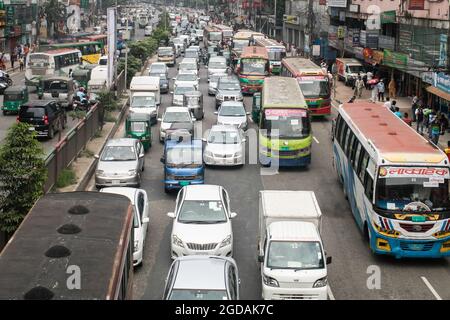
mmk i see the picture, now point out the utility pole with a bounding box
[124,18,128,90]
[307,0,314,58]
[273,0,277,38]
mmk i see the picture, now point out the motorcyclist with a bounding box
[76,87,88,104]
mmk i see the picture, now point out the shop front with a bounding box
[427,73,450,118]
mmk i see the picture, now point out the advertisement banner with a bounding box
[366,31,379,49]
[409,0,425,10]
[439,34,447,67]
[328,0,347,8]
[436,72,450,94]
[378,35,395,50]
[383,49,408,67]
[381,10,396,24]
[107,7,116,90]
[360,30,367,46]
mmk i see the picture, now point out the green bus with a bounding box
[259,77,312,167]
[40,41,105,64]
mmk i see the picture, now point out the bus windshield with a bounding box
[209,32,222,41]
[375,167,450,213]
[233,40,249,51]
[261,109,310,139]
[298,79,330,98]
[241,58,267,75]
[267,50,286,61]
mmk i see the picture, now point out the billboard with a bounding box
[107,7,116,90]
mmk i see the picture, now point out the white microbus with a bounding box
[332,102,450,258]
[25,49,82,86]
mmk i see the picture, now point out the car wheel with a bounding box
[48,126,54,139]
[2,110,7,115]
[164,186,170,193]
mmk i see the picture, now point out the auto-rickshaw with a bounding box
[183,90,204,120]
[125,113,152,151]
[71,68,91,88]
[252,92,261,125]
[1,85,28,115]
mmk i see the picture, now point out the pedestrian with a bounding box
[415,105,424,134]
[388,77,396,99]
[377,79,385,101]
[390,100,397,113]
[354,76,364,98]
[411,95,419,122]
[68,68,73,78]
[366,70,373,90]
[403,112,412,126]
[383,97,391,110]
[422,105,432,134]
[370,83,378,103]
[19,55,24,71]
[428,110,438,139]
[10,52,15,69]
[430,113,441,145]
[394,107,403,118]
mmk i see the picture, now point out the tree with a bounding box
[118,55,142,87]
[0,123,47,234]
[44,0,67,39]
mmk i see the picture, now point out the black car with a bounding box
[215,76,244,109]
[150,72,169,93]
[18,100,67,138]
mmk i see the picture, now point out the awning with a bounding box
[426,85,450,101]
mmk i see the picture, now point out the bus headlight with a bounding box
[433,230,450,239]
[313,276,328,288]
[373,222,400,238]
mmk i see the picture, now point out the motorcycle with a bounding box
[73,95,91,112]
[0,78,10,95]
[0,72,12,86]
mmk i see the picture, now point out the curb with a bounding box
[75,97,129,191]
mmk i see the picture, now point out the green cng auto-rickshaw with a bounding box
[125,113,152,151]
[252,92,261,125]
[2,85,29,115]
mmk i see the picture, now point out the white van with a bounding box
[178,58,198,76]
[98,55,107,66]
[144,25,153,36]
[258,190,332,300]
[130,91,158,124]
[130,76,161,106]
[90,65,108,82]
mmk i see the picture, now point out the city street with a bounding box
[129,54,450,300]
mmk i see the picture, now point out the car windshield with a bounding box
[267,241,324,270]
[101,146,136,161]
[261,109,310,139]
[175,86,195,95]
[178,200,227,223]
[131,96,155,107]
[375,167,450,213]
[219,105,245,116]
[133,207,139,228]
[210,74,225,82]
[4,93,22,100]
[241,58,266,75]
[180,63,197,71]
[218,81,240,91]
[209,61,226,69]
[164,111,191,123]
[209,32,222,41]
[166,146,202,167]
[348,65,364,74]
[208,130,240,144]
[159,48,173,56]
[19,107,45,118]
[177,74,197,81]
[46,81,68,91]
[169,289,228,300]
[298,79,330,98]
[151,65,166,73]
[130,121,147,133]
[185,51,198,58]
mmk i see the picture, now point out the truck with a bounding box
[258,190,332,300]
[130,76,161,107]
[335,58,366,87]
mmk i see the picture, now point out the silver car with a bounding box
[207,56,228,81]
[163,255,240,300]
[172,83,197,106]
[208,73,227,96]
[203,125,246,166]
[215,101,249,131]
[95,138,145,188]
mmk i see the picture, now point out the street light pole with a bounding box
[273,0,277,39]
[124,18,128,90]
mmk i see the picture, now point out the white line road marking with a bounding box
[327,285,335,300]
[421,276,442,300]
[313,136,320,144]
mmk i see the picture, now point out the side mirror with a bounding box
[242,138,247,142]
[246,112,250,115]
[170,91,174,94]
[160,157,165,163]
[167,212,176,219]
[157,118,162,121]
[94,154,99,159]
[139,153,145,158]
[257,255,264,263]
[326,256,332,265]
[213,111,218,115]
[202,138,207,142]
[142,217,149,224]
[230,212,237,219]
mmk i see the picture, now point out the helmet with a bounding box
[79,87,85,92]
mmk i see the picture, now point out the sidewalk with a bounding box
[332,80,450,151]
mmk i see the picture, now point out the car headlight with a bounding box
[262,274,279,287]
[313,276,328,288]
[204,150,213,157]
[216,94,224,100]
[234,151,242,157]
[134,240,139,253]
[219,235,232,248]
[96,170,104,175]
[172,235,185,248]
[128,169,137,176]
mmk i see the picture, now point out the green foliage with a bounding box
[67,110,87,120]
[128,37,158,63]
[56,168,77,188]
[118,55,142,87]
[0,123,47,234]
[97,90,118,113]
[44,0,67,38]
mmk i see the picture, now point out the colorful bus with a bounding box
[255,38,286,75]
[259,77,312,167]
[282,57,331,116]
[232,30,265,54]
[333,102,450,258]
[40,41,105,64]
[237,46,269,93]
[0,192,134,299]
[203,25,222,48]
[25,49,82,86]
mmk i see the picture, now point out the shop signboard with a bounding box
[383,49,408,68]
[421,72,435,85]
[378,35,395,50]
[328,0,347,8]
[381,11,396,24]
[328,25,338,48]
[360,30,367,46]
[399,28,412,48]
[409,0,425,10]
[366,31,379,49]
[439,34,447,67]
[436,72,450,94]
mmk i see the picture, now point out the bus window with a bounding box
[343,127,352,155]
[364,171,374,201]
[358,150,370,182]
[352,141,362,168]
[346,132,356,157]
[338,122,348,147]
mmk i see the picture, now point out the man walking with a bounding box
[388,77,396,99]
[377,79,385,102]
[354,76,364,98]
[430,113,441,145]
[411,95,419,122]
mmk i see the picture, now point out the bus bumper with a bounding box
[241,85,262,94]
[310,105,331,116]
[369,225,450,258]
[260,154,311,167]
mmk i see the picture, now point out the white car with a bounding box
[203,125,246,166]
[159,106,195,142]
[173,70,199,90]
[178,58,198,76]
[215,101,249,131]
[167,185,236,259]
[207,56,228,81]
[171,83,197,106]
[208,73,227,95]
[99,187,149,266]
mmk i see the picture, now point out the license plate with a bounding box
[112,180,120,185]
[281,146,289,151]
[28,127,35,131]
[410,244,424,251]
[180,181,190,186]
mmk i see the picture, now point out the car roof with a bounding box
[22,100,55,107]
[221,101,244,107]
[99,187,138,205]
[177,70,197,75]
[183,184,222,201]
[151,62,167,67]
[209,56,226,62]
[218,76,239,83]
[181,58,197,63]
[105,138,137,147]
[210,124,240,133]
[165,106,190,113]
[173,256,229,290]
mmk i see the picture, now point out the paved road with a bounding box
[111,48,450,300]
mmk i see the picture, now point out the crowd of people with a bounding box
[0,43,33,71]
